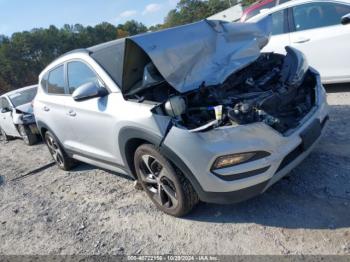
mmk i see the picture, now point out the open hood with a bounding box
[15,102,33,114]
[89,19,271,95]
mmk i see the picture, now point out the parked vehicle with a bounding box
[0,85,40,145]
[34,19,328,217]
[247,0,350,84]
[240,0,292,22]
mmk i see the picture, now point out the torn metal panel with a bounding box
[129,19,271,93]
[89,19,272,95]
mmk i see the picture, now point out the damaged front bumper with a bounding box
[162,77,329,204]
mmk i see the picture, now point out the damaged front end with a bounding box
[139,47,316,134]
[91,19,317,135]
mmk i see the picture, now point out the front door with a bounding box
[64,60,122,165]
[289,1,350,82]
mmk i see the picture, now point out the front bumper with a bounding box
[163,77,329,204]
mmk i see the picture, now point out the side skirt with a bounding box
[66,149,130,177]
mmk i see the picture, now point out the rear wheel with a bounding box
[18,125,38,146]
[44,131,76,171]
[0,127,9,143]
[134,144,199,217]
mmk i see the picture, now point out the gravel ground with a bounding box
[0,86,349,255]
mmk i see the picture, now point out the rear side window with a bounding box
[0,97,10,109]
[292,2,350,31]
[67,61,99,94]
[47,65,66,95]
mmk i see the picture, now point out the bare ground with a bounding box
[0,86,349,255]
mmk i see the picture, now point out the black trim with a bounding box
[321,115,329,128]
[197,181,269,204]
[65,149,128,173]
[283,9,289,34]
[276,144,303,173]
[287,7,296,33]
[276,117,328,173]
[214,166,270,181]
[118,126,164,178]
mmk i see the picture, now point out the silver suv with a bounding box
[34,20,329,216]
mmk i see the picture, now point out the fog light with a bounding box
[212,152,257,169]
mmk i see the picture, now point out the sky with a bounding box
[0,0,180,36]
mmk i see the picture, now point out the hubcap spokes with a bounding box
[46,136,63,166]
[139,155,178,209]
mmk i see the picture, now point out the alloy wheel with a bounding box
[139,154,179,209]
[45,134,64,167]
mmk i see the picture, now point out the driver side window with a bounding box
[67,61,100,94]
[292,2,350,31]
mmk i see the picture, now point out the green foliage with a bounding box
[0,0,247,93]
[163,0,234,28]
[118,20,148,36]
[0,21,147,94]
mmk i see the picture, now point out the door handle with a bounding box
[68,110,76,117]
[293,37,310,44]
[43,106,50,112]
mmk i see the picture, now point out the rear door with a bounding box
[261,9,291,54]
[289,1,350,82]
[37,64,73,146]
[0,97,19,136]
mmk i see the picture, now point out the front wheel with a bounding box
[0,127,9,143]
[18,125,38,146]
[44,131,76,171]
[134,144,199,217]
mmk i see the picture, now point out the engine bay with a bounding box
[128,49,317,134]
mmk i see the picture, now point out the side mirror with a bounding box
[72,82,108,102]
[1,107,11,113]
[341,13,350,25]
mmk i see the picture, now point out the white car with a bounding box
[248,0,350,84]
[0,85,40,145]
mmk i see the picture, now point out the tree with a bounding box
[0,0,246,94]
[118,20,148,36]
[163,0,236,28]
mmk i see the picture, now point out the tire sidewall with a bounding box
[18,125,30,145]
[44,131,72,170]
[134,144,188,217]
[0,127,8,142]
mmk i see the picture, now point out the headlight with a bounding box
[212,151,270,170]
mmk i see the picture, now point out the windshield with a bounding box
[8,87,37,107]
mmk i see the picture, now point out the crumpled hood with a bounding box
[15,103,33,114]
[127,19,271,93]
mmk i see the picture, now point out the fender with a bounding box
[118,126,206,199]
[118,126,163,178]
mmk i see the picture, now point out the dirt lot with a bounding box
[0,86,349,255]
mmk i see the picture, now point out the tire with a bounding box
[44,131,76,171]
[134,144,199,217]
[18,125,38,146]
[0,127,9,143]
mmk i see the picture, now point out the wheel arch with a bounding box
[36,120,50,138]
[118,126,163,179]
[118,126,205,199]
